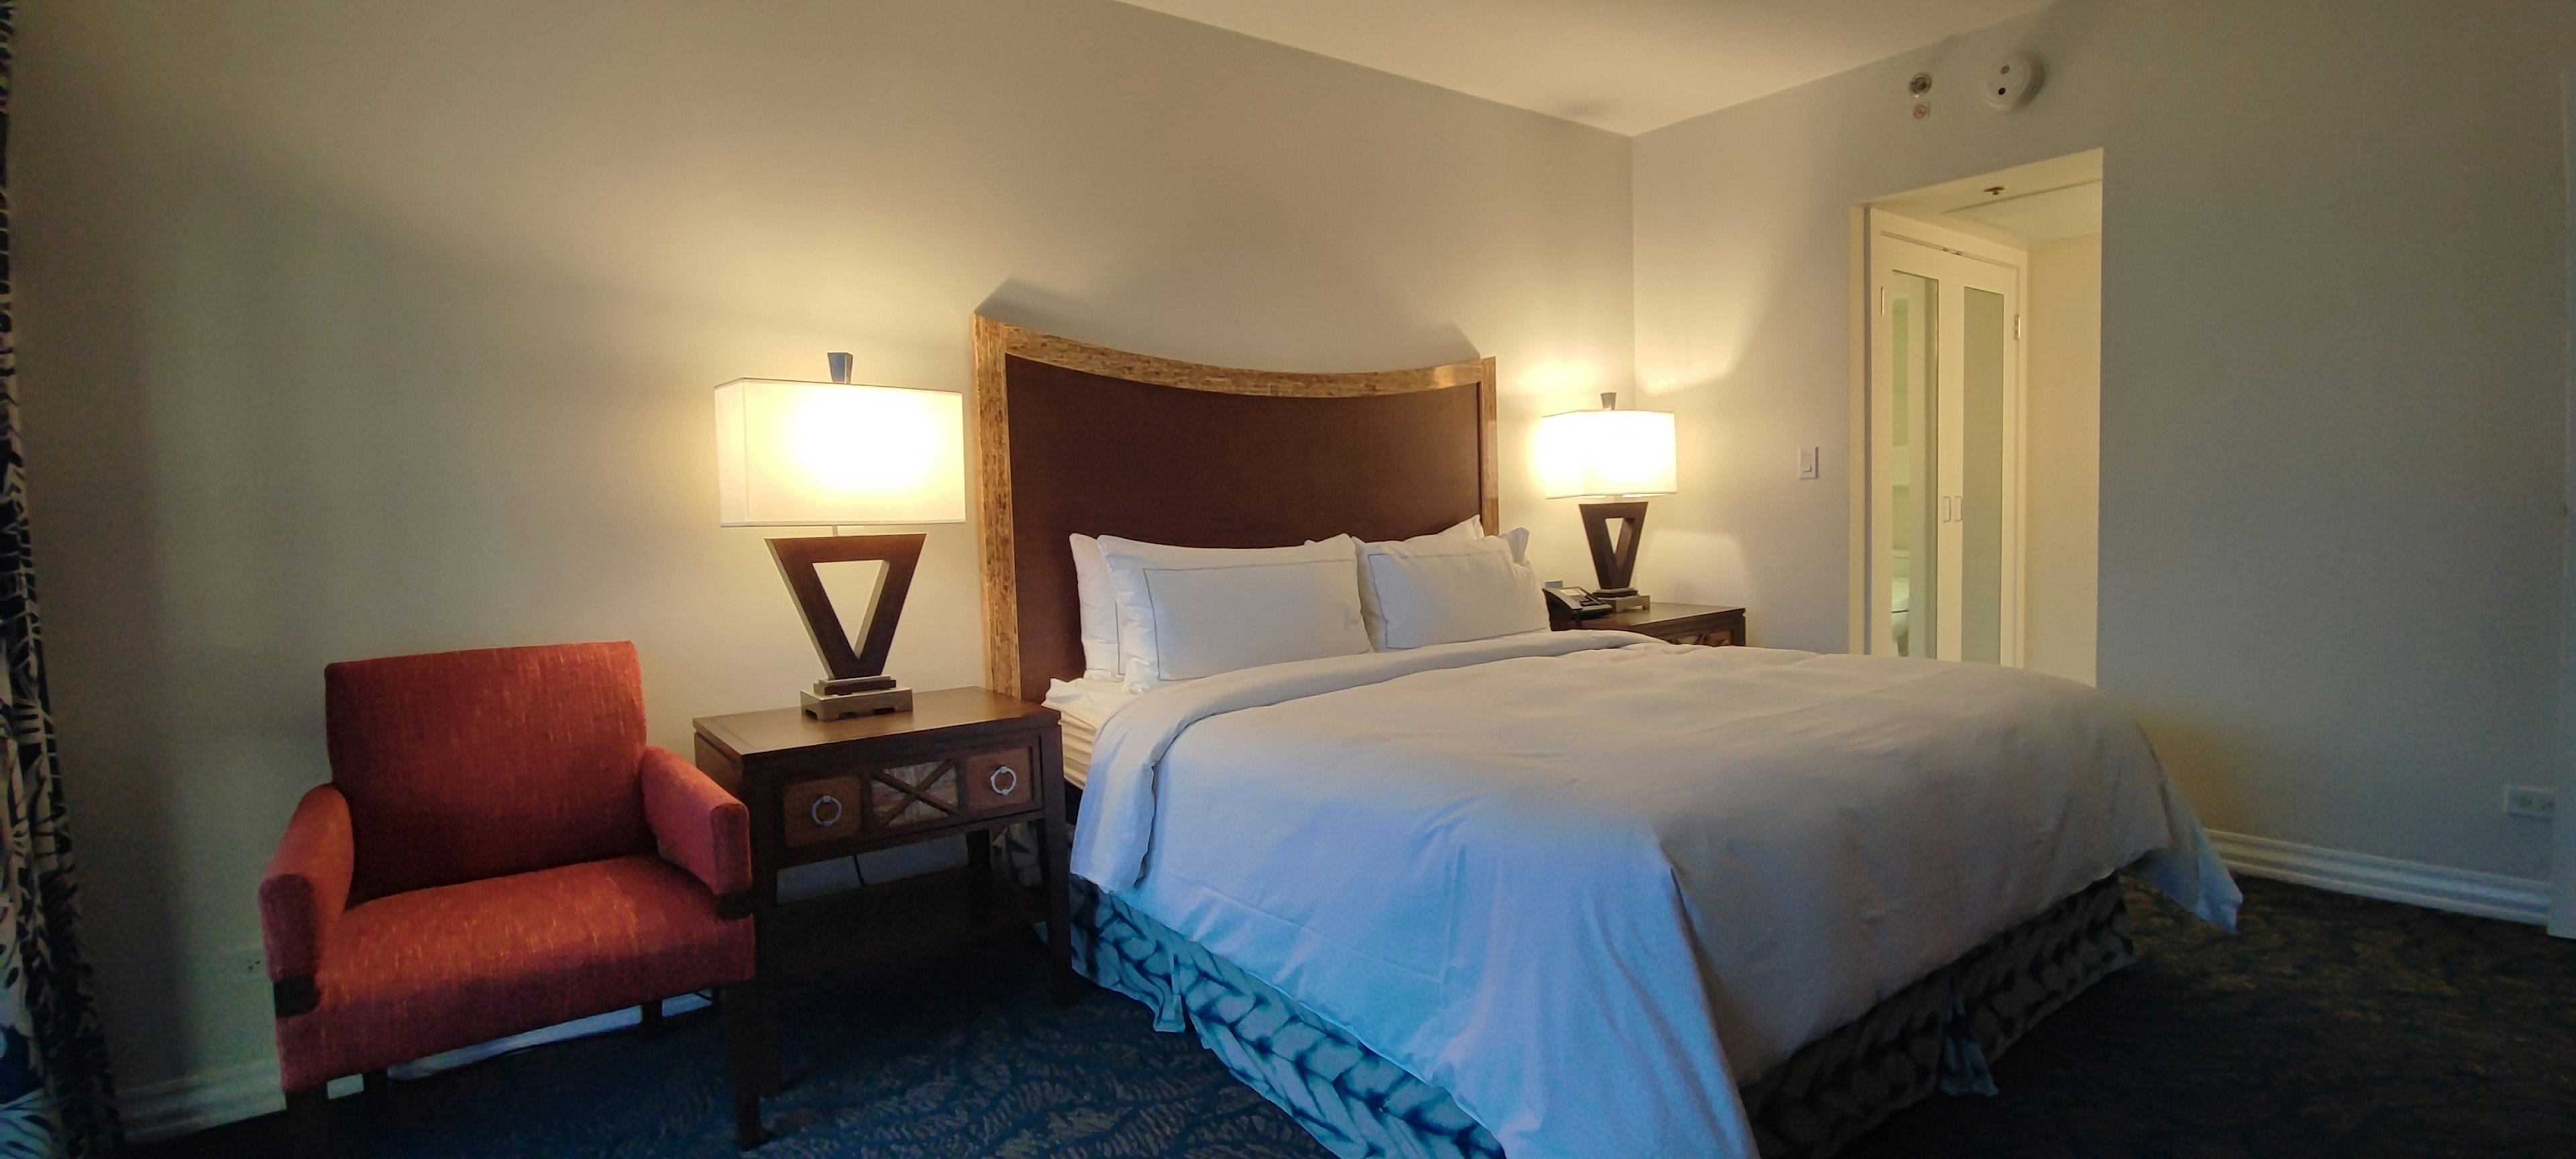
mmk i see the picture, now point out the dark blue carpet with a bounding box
[141,877,2576,1158]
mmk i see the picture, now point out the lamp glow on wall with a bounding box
[715,354,965,718]
[1534,392,1678,610]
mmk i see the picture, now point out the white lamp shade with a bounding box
[1534,406,1678,499]
[714,378,967,526]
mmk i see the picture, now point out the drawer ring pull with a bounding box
[809,794,845,828]
[989,765,1019,797]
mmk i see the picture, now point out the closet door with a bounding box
[1868,258,1941,657]
[1868,214,2025,663]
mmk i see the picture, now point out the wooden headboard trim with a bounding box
[969,315,1499,697]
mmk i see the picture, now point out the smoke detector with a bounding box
[1984,52,2041,111]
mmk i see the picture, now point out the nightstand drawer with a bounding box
[782,775,865,847]
[963,745,1037,812]
[849,744,1042,834]
[865,757,964,830]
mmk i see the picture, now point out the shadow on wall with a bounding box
[20,80,198,1088]
[2124,714,2282,848]
[27,118,870,1090]
[976,279,1483,373]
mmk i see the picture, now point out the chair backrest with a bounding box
[325,641,651,901]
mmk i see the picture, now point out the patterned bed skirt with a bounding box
[1069,874,2135,1159]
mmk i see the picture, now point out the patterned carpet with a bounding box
[143,876,2576,1158]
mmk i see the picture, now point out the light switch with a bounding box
[1797,446,1821,480]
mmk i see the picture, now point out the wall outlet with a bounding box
[2504,785,2556,820]
[229,945,267,982]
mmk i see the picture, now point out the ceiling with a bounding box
[1112,0,2051,135]
[1874,149,2103,244]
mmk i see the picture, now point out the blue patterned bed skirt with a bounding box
[1069,875,2135,1159]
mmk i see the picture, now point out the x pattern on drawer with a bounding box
[870,759,961,826]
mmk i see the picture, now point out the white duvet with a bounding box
[1074,632,2239,1159]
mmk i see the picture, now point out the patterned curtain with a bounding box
[0,5,123,1156]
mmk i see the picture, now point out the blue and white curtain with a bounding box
[0,6,123,1156]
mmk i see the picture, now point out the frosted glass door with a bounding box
[1868,215,2023,664]
[1887,271,1937,657]
[1955,287,2008,663]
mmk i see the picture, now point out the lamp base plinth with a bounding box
[802,683,912,720]
[1601,591,1652,613]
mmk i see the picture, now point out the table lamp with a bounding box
[715,353,965,718]
[1534,391,1678,613]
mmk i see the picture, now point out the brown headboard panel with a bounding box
[971,315,1499,700]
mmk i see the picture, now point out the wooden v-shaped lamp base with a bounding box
[767,533,924,718]
[1579,500,1650,598]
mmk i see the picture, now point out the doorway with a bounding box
[1856,150,2102,675]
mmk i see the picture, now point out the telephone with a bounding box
[1544,584,1614,618]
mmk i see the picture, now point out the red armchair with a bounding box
[260,641,770,1152]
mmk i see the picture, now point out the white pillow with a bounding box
[1422,515,1532,564]
[1070,535,1121,681]
[1339,518,1532,648]
[1360,533,1548,650]
[1096,535,1372,690]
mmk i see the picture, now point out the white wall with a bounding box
[2556,68,2576,940]
[16,0,1633,1103]
[2025,232,2100,685]
[1635,0,2576,881]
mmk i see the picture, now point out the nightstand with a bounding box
[1553,601,1747,646]
[691,688,1078,1062]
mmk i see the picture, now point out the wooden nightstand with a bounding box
[691,687,1078,1043]
[1553,602,1747,646]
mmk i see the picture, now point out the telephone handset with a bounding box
[1545,584,1614,618]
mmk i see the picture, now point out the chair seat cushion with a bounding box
[277,854,754,1089]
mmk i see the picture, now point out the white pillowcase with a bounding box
[1360,531,1548,650]
[1426,515,1533,565]
[1341,517,1535,649]
[1070,535,1121,681]
[1095,535,1373,691]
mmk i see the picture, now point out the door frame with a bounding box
[1858,209,2031,665]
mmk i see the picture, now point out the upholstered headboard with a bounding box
[970,315,1499,700]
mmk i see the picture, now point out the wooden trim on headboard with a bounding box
[970,315,1499,699]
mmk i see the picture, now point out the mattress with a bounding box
[1042,676,1135,789]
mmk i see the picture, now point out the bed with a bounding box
[969,315,2239,1159]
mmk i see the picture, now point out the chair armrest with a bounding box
[642,746,752,912]
[260,785,353,1015]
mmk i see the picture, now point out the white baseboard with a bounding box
[2206,828,2553,925]
[122,1059,282,1144]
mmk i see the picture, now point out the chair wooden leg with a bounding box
[283,1085,331,1159]
[722,983,767,1150]
[639,999,663,1036]
[757,981,782,1095]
